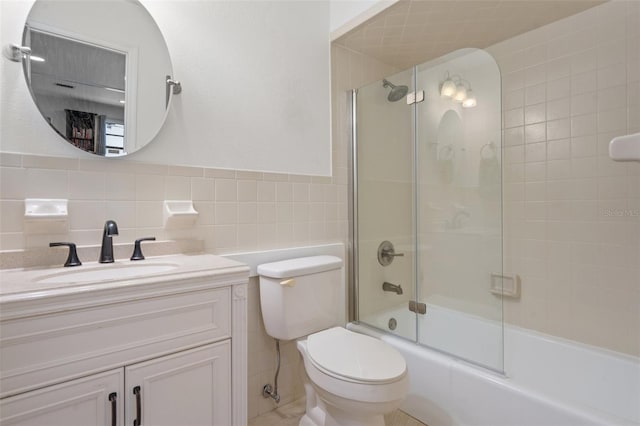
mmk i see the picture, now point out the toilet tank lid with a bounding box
[257,255,343,278]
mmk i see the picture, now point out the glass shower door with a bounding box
[355,68,417,341]
[415,48,504,372]
[352,49,504,372]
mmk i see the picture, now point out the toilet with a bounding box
[257,255,409,426]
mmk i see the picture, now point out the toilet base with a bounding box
[299,392,386,426]
[299,367,392,426]
[300,412,385,426]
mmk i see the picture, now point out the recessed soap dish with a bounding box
[24,199,68,234]
[163,200,199,229]
[490,272,521,299]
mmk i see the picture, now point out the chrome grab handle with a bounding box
[108,392,117,426]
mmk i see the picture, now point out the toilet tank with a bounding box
[257,255,344,341]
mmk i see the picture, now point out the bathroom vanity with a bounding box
[0,254,249,426]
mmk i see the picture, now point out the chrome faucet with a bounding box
[99,220,119,263]
[382,281,403,295]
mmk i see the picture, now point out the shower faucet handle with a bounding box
[377,240,404,266]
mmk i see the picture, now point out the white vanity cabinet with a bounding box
[0,254,249,426]
[1,342,231,426]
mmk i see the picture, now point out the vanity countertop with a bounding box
[0,253,249,305]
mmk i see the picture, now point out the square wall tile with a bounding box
[216,179,238,201]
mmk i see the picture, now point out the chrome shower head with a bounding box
[382,78,408,102]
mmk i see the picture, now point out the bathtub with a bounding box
[349,304,640,426]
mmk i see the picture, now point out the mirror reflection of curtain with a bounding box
[65,109,95,153]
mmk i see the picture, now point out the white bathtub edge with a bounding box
[348,322,639,426]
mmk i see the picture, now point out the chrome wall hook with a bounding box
[165,76,182,107]
[3,44,31,62]
[166,77,182,94]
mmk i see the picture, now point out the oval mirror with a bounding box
[22,0,177,157]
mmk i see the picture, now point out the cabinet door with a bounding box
[125,341,231,426]
[0,369,123,426]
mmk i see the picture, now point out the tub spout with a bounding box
[383,281,403,295]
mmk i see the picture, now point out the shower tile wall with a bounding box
[487,1,639,356]
[334,0,638,357]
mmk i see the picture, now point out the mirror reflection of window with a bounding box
[104,121,126,157]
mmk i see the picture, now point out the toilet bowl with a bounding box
[297,327,408,426]
[257,255,409,426]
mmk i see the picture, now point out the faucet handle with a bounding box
[49,242,82,267]
[130,237,156,261]
[377,240,404,266]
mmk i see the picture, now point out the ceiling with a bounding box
[29,29,126,107]
[334,0,605,69]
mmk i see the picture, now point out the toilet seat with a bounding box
[298,331,409,406]
[306,327,407,384]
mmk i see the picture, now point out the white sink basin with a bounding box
[0,253,249,301]
[36,262,179,285]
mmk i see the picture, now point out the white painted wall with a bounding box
[0,0,332,176]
